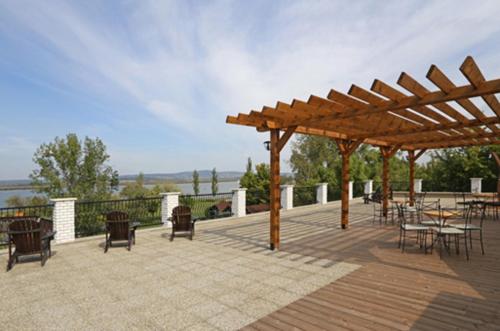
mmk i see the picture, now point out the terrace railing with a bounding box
[179,192,233,221]
[0,204,54,219]
[75,197,162,237]
[293,185,316,207]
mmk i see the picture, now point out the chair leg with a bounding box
[398,228,402,248]
[7,253,15,271]
[424,231,428,254]
[464,234,469,260]
[480,230,485,255]
[402,230,406,252]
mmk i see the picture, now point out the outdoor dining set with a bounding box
[0,205,197,271]
[370,191,498,260]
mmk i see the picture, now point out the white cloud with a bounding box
[0,0,499,176]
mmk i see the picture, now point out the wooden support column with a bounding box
[380,145,400,216]
[408,149,427,206]
[269,126,297,250]
[335,139,362,229]
[492,152,500,198]
[408,151,415,206]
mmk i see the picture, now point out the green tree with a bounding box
[120,173,149,198]
[192,170,200,195]
[421,146,500,192]
[30,133,119,200]
[150,182,181,195]
[211,168,218,195]
[289,135,416,199]
[6,195,49,207]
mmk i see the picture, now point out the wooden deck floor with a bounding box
[227,201,500,331]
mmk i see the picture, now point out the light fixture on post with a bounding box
[263,140,271,151]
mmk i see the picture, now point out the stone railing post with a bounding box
[414,179,423,193]
[316,183,328,204]
[364,180,373,195]
[280,185,294,210]
[232,188,247,217]
[160,192,180,228]
[349,181,354,200]
[470,178,482,193]
[50,198,77,244]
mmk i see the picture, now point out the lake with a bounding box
[0,181,240,208]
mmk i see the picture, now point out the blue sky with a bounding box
[0,0,499,180]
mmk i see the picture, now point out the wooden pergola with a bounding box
[226,56,500,250]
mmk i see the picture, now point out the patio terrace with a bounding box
[1,199,499,330]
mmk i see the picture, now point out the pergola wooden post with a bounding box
[380,146,400,216]
[269,126,296,250]
[227,56,500,250]
[492,152,500,197]
[408,149,427,205]
[335,139,362,229]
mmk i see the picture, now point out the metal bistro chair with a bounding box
[7,217,56,271]
[397,203,430,253]
[170,206,197,241]
[432,206,469,260]
[104,211,135,252]
[449,203,485,255]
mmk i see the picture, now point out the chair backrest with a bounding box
[105,212,130,240]
[172,205,192,231]
[463,203,474,227]
[8,218,41,254]
[396,203,407,227]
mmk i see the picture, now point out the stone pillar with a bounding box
[414,179,423,193]
[160,192,180,228]
[364,180,373,195]
[51,198,77,244]
[316,183,328,204]
[231,188,247,218]
[348,181,354,200]
[280,185,294,210]
[470,178,482,193]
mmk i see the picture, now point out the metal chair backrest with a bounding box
[105,211,130,241]
[463,203,474,228]
[8,218,41,254]
[172,206,192,232]
[396,203,407,227]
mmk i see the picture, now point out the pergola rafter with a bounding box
[226,56,500,250]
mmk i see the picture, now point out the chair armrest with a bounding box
[42,231,56,241]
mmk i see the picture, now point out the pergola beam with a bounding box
[225,56,500,251]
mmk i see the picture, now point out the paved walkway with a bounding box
[0,200,362,331]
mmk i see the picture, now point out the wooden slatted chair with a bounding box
[170,206,196,241]
[7,217,56,271]
[104,211,134,252]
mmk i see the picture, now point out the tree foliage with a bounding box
[30,134,119,200]
[421,146,500,192]
[289,135,422,197]
[192,170,200,195]
[6,195,49,207]
[120,173,180,198]
[211,168,218,195]
[289,135,499,194]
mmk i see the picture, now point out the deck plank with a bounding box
[240,201,500,330]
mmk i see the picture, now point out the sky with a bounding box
[0,0,499,180]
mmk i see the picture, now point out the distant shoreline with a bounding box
[0,177,241,191]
